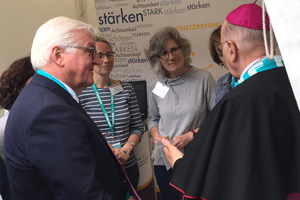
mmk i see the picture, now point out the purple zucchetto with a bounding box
[226,2,270,30]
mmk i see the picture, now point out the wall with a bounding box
[0,0,99,117]
[92,0,248,87]
[0,0,292,119]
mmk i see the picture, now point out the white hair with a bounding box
[31,16,97,69]
[223,22,270,53]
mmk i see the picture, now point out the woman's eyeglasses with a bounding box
[158,46,182,60]
[97,52,115,60]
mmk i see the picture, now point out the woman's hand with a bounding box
[114,148,130,164]
[150,127,165,144]
[173,132,193,149]
[153,134,165,144]
[162,139,183,168]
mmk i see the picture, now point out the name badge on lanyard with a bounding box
[92,79,116,140]
[109,83,123,96]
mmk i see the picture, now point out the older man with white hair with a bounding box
[5,16,139,200]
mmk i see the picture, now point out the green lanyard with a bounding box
[37,69,72,97]
[92,79,115,139]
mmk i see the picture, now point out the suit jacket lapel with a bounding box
[30,74,107,142]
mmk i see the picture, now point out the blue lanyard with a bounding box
[92,79,115,139]
[232,56,284,88]
[37,69,73,98]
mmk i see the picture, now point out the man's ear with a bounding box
[226,40,238,62]
[50,46,64,67]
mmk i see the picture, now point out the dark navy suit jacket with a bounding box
[0,156,11,200]
[4,73,128,200]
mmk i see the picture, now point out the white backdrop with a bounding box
[93,1,255,199]
[93,0,255,85]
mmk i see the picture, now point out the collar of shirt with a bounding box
[61,81,79,103]
[240,56,266,79]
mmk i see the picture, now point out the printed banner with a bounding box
[134,130,156,200]
[93,1,253,199]
[94,0,249,84]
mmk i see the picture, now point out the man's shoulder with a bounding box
[237,67,288,93]
[219,67,293,107]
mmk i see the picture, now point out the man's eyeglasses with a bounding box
[215,40,239,57]
[97,52,115,60]
[215,41,227,57]
[158,46,182,60]
[60,46,97,59]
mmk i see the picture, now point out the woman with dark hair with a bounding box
[209,25,233,105]
[144,26,216,200]
[0,56,35,161]
[0,56,34,200]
